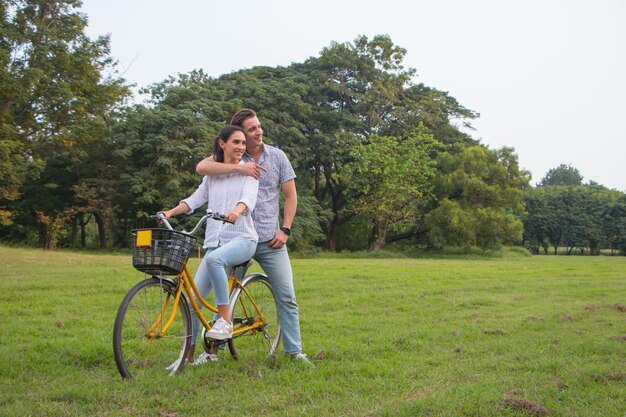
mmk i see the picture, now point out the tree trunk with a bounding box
[369,223,387,251]
[70,216,77,248]
[39,223,51,249]
[325,218,338,251]
[80,214,87,248]
[369,239,385,251]
[120,216,129,248]
[94,212,107,249]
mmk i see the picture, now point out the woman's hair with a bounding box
[230,108,257,128]
[213,125,245,162]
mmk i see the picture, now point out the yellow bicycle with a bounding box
[113,211,280,379]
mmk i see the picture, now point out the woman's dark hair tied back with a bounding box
[213,125,245,163]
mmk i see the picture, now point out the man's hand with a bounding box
[238,162,267,180]
[268,229,289,249]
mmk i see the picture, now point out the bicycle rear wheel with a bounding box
[227,274,281,361]
[113,277,191,379]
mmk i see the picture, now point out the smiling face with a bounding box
[219,130,246,164]
[240,116,263,151]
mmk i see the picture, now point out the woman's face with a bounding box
[219,130,246,162]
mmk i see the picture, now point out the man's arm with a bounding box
[268,179,297,248]
[281,179,297,229]
[196,156,266,179]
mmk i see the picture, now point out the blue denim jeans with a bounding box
[254,242,303,355]
[190,239,256,346]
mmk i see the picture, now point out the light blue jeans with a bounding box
[254,242,302,355]
[190,239,256,346]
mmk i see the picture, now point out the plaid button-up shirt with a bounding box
[244,144,296,242]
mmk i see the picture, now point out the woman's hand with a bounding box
[160,210,174,219]
[224,210,240,224]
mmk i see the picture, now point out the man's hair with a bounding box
[213,125,245,162]
[230,108,257,127]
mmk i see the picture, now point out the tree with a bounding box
[424,145,529,249]
[522,187,551,254]
[539,164,583,186]
[345,127,440,250]
[294,35,413,250]
[601,197,626,255]
[0,0,129,246]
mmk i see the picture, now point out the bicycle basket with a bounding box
[131,229,197,275]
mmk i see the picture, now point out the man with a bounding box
[196,109,311,365]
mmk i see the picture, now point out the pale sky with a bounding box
[82,0,626,191]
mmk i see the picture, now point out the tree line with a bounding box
[2,1,625,255]
[523,165,626,255]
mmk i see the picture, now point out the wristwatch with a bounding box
[280,226,291,236]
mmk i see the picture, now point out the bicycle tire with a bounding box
[227,274,281,361]
[113,277,192,379]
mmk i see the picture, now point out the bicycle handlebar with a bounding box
[149,210,234,235]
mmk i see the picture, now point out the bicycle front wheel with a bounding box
[113,277,191,379]
[227,274,281,361]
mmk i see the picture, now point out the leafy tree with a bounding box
[294,35,411,250]
[522,187,551,254]
[424,146,529,249]
[540,164,583,186]
[601,196,626,254]
[0,0,128,245]
[344,128,439,250]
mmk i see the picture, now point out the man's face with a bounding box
[241,116,263,148]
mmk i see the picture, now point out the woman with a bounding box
[162,125,258,366]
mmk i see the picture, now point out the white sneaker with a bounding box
[205,317,233,340]
[190,352,218,365]
[291,353,314,367]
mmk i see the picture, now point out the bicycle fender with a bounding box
[238,272,269,287]
[150,275,178,289]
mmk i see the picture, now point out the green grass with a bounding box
[0,246,624,416]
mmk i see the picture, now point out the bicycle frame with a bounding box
[141,211,271,340]
[147,254,269,340]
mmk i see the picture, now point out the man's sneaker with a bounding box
[291,353,314,367]
[190,352,218,365]
[205,317,233,340]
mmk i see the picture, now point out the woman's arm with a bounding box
[224,202,249,223]
[161,177,208,218]
[161,202,191,219]
[225,176,259,223]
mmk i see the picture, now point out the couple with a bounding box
[162,109,310,366]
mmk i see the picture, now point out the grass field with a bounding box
[0,246,624,416]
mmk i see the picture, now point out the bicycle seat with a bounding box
[231,259,253,279]
[234,259,253,269]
